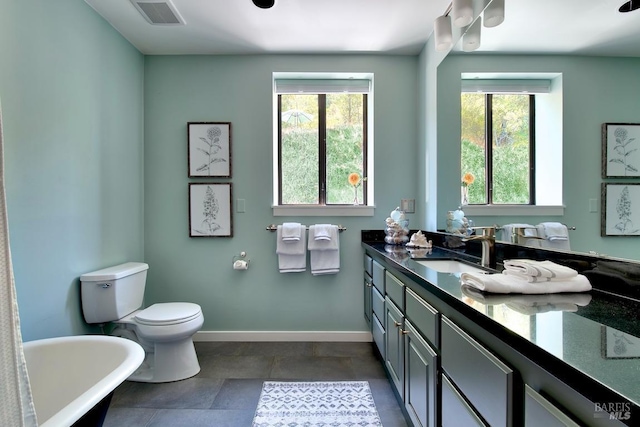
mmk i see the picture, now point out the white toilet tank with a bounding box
[80,262,149,324]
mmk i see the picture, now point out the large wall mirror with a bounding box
[435,0,640,262]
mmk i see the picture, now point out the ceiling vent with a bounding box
[130,0,185,25]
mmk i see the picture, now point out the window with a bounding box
[273,74,373,215]
[461,92,535,204]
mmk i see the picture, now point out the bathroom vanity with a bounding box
[362,230,640,427]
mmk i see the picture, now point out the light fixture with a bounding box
[434,15,453,52]
[252,0,276,9]
[452,0,474,27]
[462,17,482,52]
[484,0,505,28]
[619,1,640,12]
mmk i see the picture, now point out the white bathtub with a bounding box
[23,335,144,427]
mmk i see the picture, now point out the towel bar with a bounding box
[266,224,346,232]
[494,224,576,231]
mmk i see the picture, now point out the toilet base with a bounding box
[128,337,200,383]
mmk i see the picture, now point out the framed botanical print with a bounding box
[601,183,640,236]
[189,183,232,237]
[602,123,640,178]
[188,122,232,178]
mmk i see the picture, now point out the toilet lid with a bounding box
[135,302,202,326]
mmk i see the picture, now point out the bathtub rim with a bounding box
[23,334,144,427]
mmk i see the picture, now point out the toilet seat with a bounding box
[135,302,202,326]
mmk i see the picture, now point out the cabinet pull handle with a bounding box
[401,329,410,335]
[394,321,402,327]
[366,283,373,287]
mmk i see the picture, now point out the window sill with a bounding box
[273,205,375,217]
[462,205,565,216]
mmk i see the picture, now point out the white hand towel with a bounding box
[500,223,540,247]
[503,260,578,282]
[308,225,339,275]
[460,271,592,294]
[313,223,332,241]
[282,222,302,241]
[536,222,571,250]
[276,225,306,273]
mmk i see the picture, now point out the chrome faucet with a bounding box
[463,226,496,269]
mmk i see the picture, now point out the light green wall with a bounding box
[0,0,145,340]
[435,54,640,259]
[143,55,418,332]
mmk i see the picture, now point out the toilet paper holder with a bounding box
[232,251,250,270]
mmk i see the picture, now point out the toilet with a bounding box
[80,262,204,383]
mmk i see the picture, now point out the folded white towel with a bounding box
[461,285,593,314]
[461,271,591,294]
[503,260,578,283]
[539,222,568,240]
[276,225,307,273]
[308,225,339,275]
[308,225,339,250]
[276,225,306,255]
[282,222,302,241]
[313,224,332,241]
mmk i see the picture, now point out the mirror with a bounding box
[436,0,640,262]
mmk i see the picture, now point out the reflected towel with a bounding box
[461,271,592,294]
[282,222,302,241]
[536,222,571,250]
[503,259,578,283]
[461,285,592,314]
[499,223,540,247]
[308,225,339,275]
[313,224,332,241]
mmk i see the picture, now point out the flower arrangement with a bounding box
[461,172,474,205]
[348,172,363,205]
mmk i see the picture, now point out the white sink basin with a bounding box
[415,260,486,274]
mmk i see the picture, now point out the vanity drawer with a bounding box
[372,286,385,325]
[441,373,487,426]
[385,271,405,311]
[372,260,385,294]
[441,316,514,427]
[372,313,385,359]
[524,385,580,427]
[405,287,439,349]
[364,254,373,277]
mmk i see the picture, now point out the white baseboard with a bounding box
[194,330,373,342]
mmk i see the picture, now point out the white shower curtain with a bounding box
[0,100,38,426]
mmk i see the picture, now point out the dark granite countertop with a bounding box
[362,236,640,421]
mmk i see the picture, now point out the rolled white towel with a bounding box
[503,260,577,282]
[461,271,592,294]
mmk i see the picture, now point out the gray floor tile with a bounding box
[270,356,356,380]
[110,377,224,409]
[197,355,274,379]
[103,407,158,427]
[148,409,255,427]
[367,379,402,410]
[194,341,247,357]
[352,356,388,380]
[314,341,376,357]
[210,379,266,410]
[241,341,313,356]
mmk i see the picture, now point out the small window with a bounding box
[461,92,535,205]
[273,74,373,212]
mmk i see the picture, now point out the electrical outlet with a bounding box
[401,199,415,213]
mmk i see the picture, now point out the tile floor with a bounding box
[103,341,409,427]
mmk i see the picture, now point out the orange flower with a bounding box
[348,172,361,187]
[462,172,475,187]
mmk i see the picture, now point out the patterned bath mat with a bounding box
[252,381,383,427]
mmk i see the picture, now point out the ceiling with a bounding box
[84,0,640,57]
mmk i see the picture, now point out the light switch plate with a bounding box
[589,198,598,213]
[401,199,415,213]
[237,199,246,213]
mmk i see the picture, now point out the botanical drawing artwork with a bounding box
[614,186,639,235]
[189,183,232,237]
[604,184,640,236]
[607,125,639,177]
[196,126,226,174]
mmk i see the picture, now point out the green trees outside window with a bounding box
[461,93,534,205]
[279,93,366,205]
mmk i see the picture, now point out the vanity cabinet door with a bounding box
[524,386,580,427]
[404,319,438,427]
[364,276,373,328]
[441,374,487,427]
[385,296,404,398]
[405,287,439,349]
[441,316,514,427]
[385,271,405,311]
[372,314,385,359]
[364,254,373,277]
